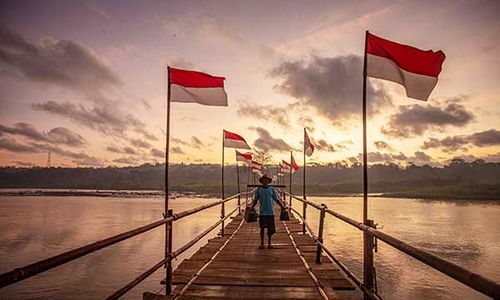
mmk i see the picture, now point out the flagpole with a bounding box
[303,128,306,200]
[362,29,374,298]
[164,66,172,295]
[289,151,292,208]
[221,130,225,236]
[235,152,241,215]
[303,128,307,234]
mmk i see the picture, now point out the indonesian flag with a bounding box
[252,167,262,176]
[291,154,299,173]
[224,130,251,149]
[236,150,252,164]
[169,67,228,106]
[251,160,262,170]
[304,129,315,157]
[366,32,446,101]
[281,160,291,172]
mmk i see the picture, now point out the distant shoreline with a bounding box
[0,189,211,199]
[0,189,498,201]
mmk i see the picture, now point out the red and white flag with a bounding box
[366,32,446,101]
[281,160,291,172]
[169,67,228,106]
[252,167,262,176]
[291,154,299,173]
[236,150,252,164]
[304,129,315,157]
[224,130,251,149]
[251,160,262,170]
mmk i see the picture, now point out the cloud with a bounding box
[171,136,206,149]
[237,103,290,128]
[469,129,500,146]
[72,156,103,167]
[0,138,35,152]
[169,57,194,69]
[83,0,112,20]
[0,122,86,147]
[112,157,139,165]
[315,139,335,152]
[171,146,185,155]
[197,17,243,44]
[382,100,475,138]
[411,151,434,165]
[348,150,434,166]
[12,161,35,167]
[129,138,152,149]
[422,129,500,152]
[270,55,391,122]
[151,148,165,158]
[0,137,102,166]
[0,24,120,95]
[172,137,189,146]
[190,136,204,149]
[32,101,155,140]
[106,145,138,155]
[46,127,87,147]
[251,127,292,151]
[374,141,394,152]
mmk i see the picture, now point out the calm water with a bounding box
[0,195,498,300]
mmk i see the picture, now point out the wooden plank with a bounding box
[152,210,356,299]
[181,285,323,299]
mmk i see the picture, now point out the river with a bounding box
[0,195,498,299]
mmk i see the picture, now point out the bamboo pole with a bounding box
[221,130,225,236]
[236,152,241,215]
[164,66,172,295]
[362,30,374,298]
[289,151,292,208]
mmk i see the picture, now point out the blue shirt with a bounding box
[254,186,279,216]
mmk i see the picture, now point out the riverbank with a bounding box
[0,189,211,199]
[1,185,499,200]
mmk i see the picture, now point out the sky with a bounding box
[0,0,499,168]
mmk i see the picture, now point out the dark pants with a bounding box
[259,215,276,236]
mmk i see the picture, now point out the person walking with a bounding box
[251,174,286,249]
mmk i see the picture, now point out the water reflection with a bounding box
[0,196,498,299]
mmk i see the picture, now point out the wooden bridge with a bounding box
[145,212,355,299]
[1,190,499,299]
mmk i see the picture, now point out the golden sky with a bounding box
[0,0,499,167]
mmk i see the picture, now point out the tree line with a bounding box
[1,158,499,199]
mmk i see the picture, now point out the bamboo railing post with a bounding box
[302,200,307,234]
[165,209,173,295]
[364,219,375,298]
[316,204,327,264]
[221,202,225,237]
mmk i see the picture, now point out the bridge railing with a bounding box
[282,191,500,299]
[0,190,254,299]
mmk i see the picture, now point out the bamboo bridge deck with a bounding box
[144,213,357,299]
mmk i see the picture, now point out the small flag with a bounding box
[304,129,315,157]
[251,160,262,170]
[366,32,445,101]
[169,67,228,106]
[236,150,252,164]
[281,160,291,172]
[224,130,251,149]
[252,167,262,176]
[291,153,299,172]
